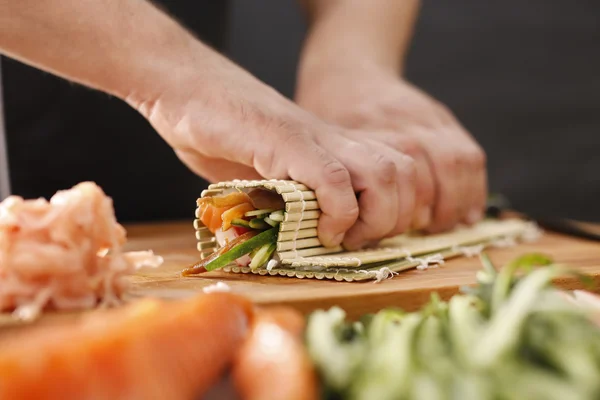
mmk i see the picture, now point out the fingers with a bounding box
[413,131,464,233]
[343,131,418,238]
[271,133,359,248]
[341,150,399,250]
[462,140,488,224]
[320,136,413,250]
[384,153,416,237]
[437,109,488,226]
[370,132,435,231]
[410,155,435,230]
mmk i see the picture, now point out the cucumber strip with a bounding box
[204,227,278,271]
[244,208,275,217]
[249,247,260,259]
[264,217,279,227]
[269,210,285,222]
[231,219,251,228]
[249,242,277,270]
[249,218,270,230]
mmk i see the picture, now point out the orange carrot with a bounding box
[0,293,254,400]
[232,307,319,400]
[197,192,252,208]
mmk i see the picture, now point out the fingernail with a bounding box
[467,209,483,225]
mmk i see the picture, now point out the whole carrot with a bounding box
[0,293,254,400]
[232,306,319,400]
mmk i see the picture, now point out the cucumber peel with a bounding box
[204,227,278,271]
[249,218,270,230]
[249,242,277,270]
[231,219,251,229]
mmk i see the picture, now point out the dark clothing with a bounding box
[405,0,600,222]
[1,1,229,222]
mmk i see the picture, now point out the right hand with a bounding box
[125,48,417,250]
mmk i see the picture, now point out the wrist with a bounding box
[118,31,206,112]
[296,57,397,106]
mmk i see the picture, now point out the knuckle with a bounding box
[398,136,422,156]
[372,154,397,184]
[322,159,352,187]
[398,155,417,182]
[383,134,418,155]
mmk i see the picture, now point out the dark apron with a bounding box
[1,1,229,222]
[405,0,600,222]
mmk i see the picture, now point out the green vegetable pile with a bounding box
[306,253,600,400]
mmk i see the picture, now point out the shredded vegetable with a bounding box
[306,253,600,400]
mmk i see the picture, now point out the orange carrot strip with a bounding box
[221,203,255,232]
[197,192,252,208]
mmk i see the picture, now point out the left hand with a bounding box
[296,65,488,233]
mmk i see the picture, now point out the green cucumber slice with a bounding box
[249,242,277,270]
[264,217,279,227]
[249,247,260,259]
[204,227,278,271]
[245,208,275,217]
[231,219,251,229]
[269,210,285,222]
[249,218,270,230]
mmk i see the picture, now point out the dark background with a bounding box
[227,0,305,99]
[2,0,598,222]
[227,0,600,222]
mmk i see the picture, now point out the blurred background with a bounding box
[227,0,600,223]
[2,0,598,223]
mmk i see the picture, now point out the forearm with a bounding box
[0,0,205,105]
[298,0,420,77]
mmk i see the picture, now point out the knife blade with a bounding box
[485,194,600,242]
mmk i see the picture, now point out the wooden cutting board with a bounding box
[124,220,600,319]
[2,219,600,329]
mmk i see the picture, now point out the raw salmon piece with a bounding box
[200,204,214,230]
[0,292,254,400]
[232,307,318,400]
[200,205,233,234]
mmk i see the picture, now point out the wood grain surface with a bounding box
[2,218,600,329]
[124,220,600,319]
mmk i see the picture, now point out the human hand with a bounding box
[125,47,417,250]
[296,65,488,233]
